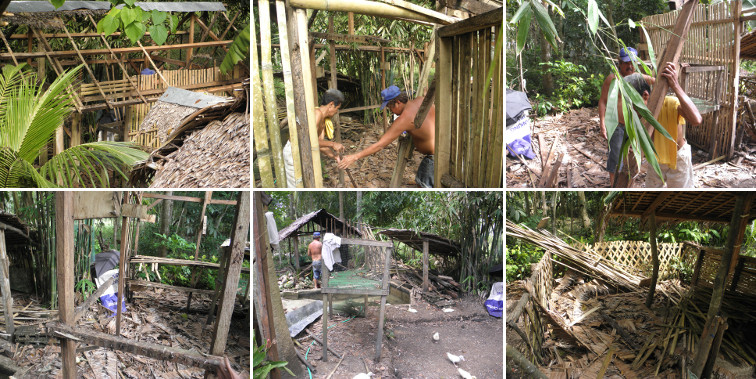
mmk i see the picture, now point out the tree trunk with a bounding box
[645,212,659,308]
[539,1,554,96]
[356,191,362,225]
[577,191,590,229]
[540,191,548,217]
[551,192,559,235]
[158,191,173,257]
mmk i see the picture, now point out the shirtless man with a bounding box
[314,89,346,161]
[337,85,436,187]
[308,232,323,288]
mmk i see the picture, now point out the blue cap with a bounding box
[619,47,638,63]
[313,232,321,238]
[141,68,155,75]
[380,85,401,110]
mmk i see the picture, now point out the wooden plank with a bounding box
[341,104,382,113]
[73,191,119,220]
[0,231,13,337]
[115,193,131,336]
[121,204,156,223]
[130,256,250,273]
[260,0,287,188]
[296,8,323,187]
[55,192,76,379]
[48,323,224,370]
[320,288,389,296]
[276,0,303,187]
[435,36,453,187]
[209,192,250,358]
[128,279,216,295]
[311,32,389,44]
[422,240,429,292]
[389,137,414,187]
[376,247,392,361]
[290,0,448,24]
[437,7,502,38]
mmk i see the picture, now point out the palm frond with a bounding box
[39,142,148,187]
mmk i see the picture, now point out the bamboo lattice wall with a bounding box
[688,243,756,297]
[641,1,740,158]
[582,241,683,280]
[436,23,503,187]
[128,67,232,148]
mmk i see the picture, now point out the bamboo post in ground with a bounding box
[422,239,429,292]
[727,0,742,160]
[0,230,13,337]
[381,46,387,132]
[296,8,323,187]
[259,0,287,187]
[251,10,275,188]
[276,0,304,187]
[115,193,131,336]
[186,192,211,311]
[645,212,659,308]
[328,15,345,187]
[55,192,76,379]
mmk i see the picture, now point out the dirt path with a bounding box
[506,107,756,188]
[322,116,424,188]
[296,295,502,378]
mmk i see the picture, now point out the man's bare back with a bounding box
[399,97,435,155]
[308,240,322,261]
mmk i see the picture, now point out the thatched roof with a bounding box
[610,191,756,224]
[378,228,460,257]
[278,209,362,240]
[0,210,30,247]
[742,29,756,61]
[147,111,249,188]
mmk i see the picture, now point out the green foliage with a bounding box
[532,60,604,115]
[75,279,96,300]
[0,64,147,187]
[154,233,197,256]
[670,255,693,283]
[96,1,177,44]
[506,244,543,282]
[253,334,295,379]
[220,24,250,75]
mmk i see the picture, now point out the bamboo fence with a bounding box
[581,241,684,281]
[436,23,502,187]
[641,0,741,159]
[127,67,234,148]
[686,242,756,297]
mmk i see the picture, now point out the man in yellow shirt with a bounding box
[621,62,702,187]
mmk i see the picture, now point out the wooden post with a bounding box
[348,12,354,35]
[186,191,211,311]
[0,230,13,337]
[329,15,345,187]
[375,246,392,361]
[701,317,728,379]
[645,212,659,308]
[55,192,76,379]
[71,113,81,147]
[296,8,323,187]
[321,258,330,362]
[259,0,287,187]
[115,192,131,336]
[276,0,304,187]
[692,315,725,377]
[186,15,195,66]
[422,239,429,292]
[209,192,250,359]
[727,0,742,160]
[251,10,275,188]
[381,46,387,132]
[435,35,453,187]
[691,247,705,286]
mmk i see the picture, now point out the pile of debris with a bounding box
[391,262,460,308]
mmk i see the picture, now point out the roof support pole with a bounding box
[692,193,754,376]
[727,0,742,159]
[115,192,131,336]
[0,230,13,337]
[644,212,659,307]
[422,239,429,292]
[55,192,76,379]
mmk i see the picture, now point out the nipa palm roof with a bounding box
[378,228,460,257]
[277,209,362,240]
[610,191,756,223]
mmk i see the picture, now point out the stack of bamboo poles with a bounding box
[506,221,644,292]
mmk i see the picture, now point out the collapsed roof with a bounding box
[278,209,362,240]
[378,228,460,257]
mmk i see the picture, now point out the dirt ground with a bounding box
[506,107,756,188]
[322,115,424,188]
[294,295,503,378]
[9,288,250,378]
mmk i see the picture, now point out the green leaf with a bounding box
[122,0,136,6]
[640,23,658,74]
[120,7,137,26]
[605,78,619,140]
[220,24,250,74]
[509,1,532,24]
[531,0,559,51]
[125,22,146,43]
[151,10,167,25]
[587,0,599,36]
[169,14,179,33]
[97,12,120,36]
[50,0,66,9]
[516,8,533,55]
[148,24,168,45]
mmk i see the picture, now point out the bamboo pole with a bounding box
[276,0,304,187]
[727,0,742,160]
[290,0,449,24]
[328,15,345,187]
[260,0,287,187]
[296,8,324,187]
[251,7,275,187]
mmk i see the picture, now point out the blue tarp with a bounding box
[484,282,503,318]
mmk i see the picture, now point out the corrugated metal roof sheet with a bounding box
[6,1,225,13]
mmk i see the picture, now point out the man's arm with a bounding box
[337,116,410,169]
[598,74,616,140]
[314,108,345,157]
[662,63,702,126]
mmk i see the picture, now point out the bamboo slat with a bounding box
[276,0,303,188]
[251,7,275,188]
[259,0,286,188]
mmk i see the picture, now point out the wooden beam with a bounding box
[377,0,460,24]
[422,239,429,292]
[0,231,13,337]
[642,192,672,220]
[0,40,231,60]
[340,238,393,247]
[128,279,216,295]
[209,192,249,358]
[130,256,250,273]
[320,288,389,296]
[47,322,224,370]
[290,0,452,24]
[437,7,502,37]
[644,0,698,131]
[311,32,389,44]
[414,76,436,129]
[55,192,76,379]
[115,193,131,336]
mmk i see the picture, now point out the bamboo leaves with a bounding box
[509,1,561,54]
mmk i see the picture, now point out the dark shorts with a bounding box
[312,260,322,280]
[416,155,434,188]
[606,124,627,173]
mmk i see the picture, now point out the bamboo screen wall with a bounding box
[436,22,503,188]
[127,67,233,148]
[641,1,740,158]
[581,241,684,280]
[687,244,756,297]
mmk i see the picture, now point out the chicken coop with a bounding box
[320,237,392,361]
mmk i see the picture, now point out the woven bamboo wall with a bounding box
[691,245,756,296]
[641,1,738,158]
[582,241,683,280]
[438,25,503,187]
[127,67,230,148]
